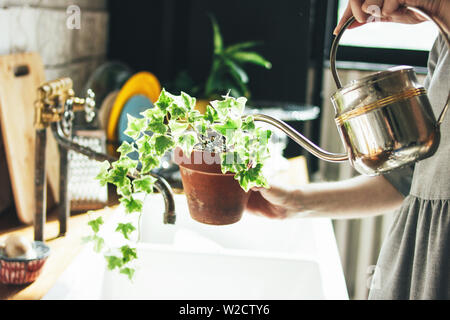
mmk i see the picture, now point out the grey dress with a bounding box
[369,34,450,300]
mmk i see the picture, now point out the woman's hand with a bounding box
[246,185,305,219]
[246,175,405,220]
[334,0,450,35]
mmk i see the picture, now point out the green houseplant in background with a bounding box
[171,14,272,113]
[85,89,272,279]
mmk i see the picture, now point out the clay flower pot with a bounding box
[174,148,250,225]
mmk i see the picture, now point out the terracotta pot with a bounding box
[174,148,250,225]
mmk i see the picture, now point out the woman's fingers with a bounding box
[333,0,427,35]
[334,0,382,35]
[334,2,357,35]
[246,190,283,219]
[362,0,385,15]
[351,0,370,23]
[380,0,400,16]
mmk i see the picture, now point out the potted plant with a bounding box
[170,15,272,113]
[86,89,272,278]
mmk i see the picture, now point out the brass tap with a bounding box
[34,77,96,129]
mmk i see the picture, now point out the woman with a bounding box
[247,0,450,299]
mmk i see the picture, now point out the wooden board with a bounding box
[0,128,13,213]
[0,52,60,224]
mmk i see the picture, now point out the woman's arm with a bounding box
[247,175,404,220]
[334,0,450,35]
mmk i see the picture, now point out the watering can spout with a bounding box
[252,114,349,163]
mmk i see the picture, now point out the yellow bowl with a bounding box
[106,72,161,154]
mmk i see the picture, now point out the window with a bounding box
[335,0,440,67]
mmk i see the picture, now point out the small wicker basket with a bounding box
[0,241,50,285]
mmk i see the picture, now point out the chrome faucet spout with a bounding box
[251,114,348,163]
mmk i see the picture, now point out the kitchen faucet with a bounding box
[33,78,176,241]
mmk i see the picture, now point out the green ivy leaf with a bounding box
[120,267,135,280]
[105,255,123,270]
[168,102,188,120]
[132,176,157,194]
[155,88,174,112]
[140,154,160,174]
[106,166,129,189]
[210,98,232,120]
[119,196,143,214]
[117,177,132,197]
[88,217,104,234]
[242,116,255,131]
[82,235,105,253]
[187,110,203,124]
[113,157,138,172]
[117,141,134,156]
[220,152,245,174]
[256,128,272,145]
[95,161,111,186]
[168,120,189,135]
[148,120,167,135]
[181,91,196,111]
[140,106,164,119]
[136,134,154,155]
[194,118,208,135]
[145,111,167,134]
[124,115,147,140]
[178,132,198,156]
[152,135,175,156]
[212,118,241,141]
[92,235,105,253]
[121,245,138,264]
[116,223,136,240]
[94,238,104,253]
[234,163,268,192]
[231,97,247,117]
[204,105,219,124]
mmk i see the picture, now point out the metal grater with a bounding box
[68,130,108,211]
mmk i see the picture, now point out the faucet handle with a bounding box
[35,78,97,129]
[72,88,96,123]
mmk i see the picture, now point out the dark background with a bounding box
[107,0,335,173]
[107,0,428,174]
[107,0,331,103]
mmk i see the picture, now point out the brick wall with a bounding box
[0,0,109,93]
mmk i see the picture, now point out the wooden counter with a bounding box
[0,156,308,300]
[0,207,116,300]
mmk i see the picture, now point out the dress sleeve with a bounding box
[423,34,442,90]
[381,35,442,197]
[382,164,415,197]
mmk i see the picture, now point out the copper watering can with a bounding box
[253,6,450,176]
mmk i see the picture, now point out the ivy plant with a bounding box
[85,89,272,279]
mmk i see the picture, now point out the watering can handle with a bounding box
[330,6,450,125]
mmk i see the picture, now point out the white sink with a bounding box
[44,194,348,300]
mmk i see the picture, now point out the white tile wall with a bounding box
[0,0,109,93]
[0,0,108,11]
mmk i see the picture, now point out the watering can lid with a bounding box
[332,65,415,98]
